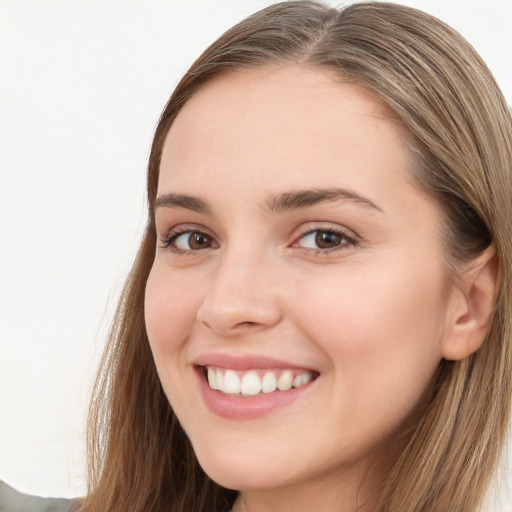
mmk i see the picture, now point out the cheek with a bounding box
[293,263,447,347]
[144,263,209,422]
[144,264,201,359]
[290,263,448,425]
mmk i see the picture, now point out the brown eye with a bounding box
[170,231,217,251]
[188,233,213,250]
[297,229,354,251]
[315,231,343,249]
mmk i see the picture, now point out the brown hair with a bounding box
[81,2,512,511]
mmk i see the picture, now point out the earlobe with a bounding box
[442,245,498,361]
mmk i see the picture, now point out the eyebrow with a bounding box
[155,193,212,213]
[154,187,383,215]
[264,188,383,213]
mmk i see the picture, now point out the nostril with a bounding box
[200,320,212,330]
[234,321,258,328]
[199,318,260,333]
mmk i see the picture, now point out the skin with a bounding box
[144,65,472,512]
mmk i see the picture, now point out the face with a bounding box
[145,65,456,507]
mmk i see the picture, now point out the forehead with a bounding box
[159,64,415,203]
[164,65,400,151]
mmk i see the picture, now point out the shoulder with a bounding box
[0,481,79,512]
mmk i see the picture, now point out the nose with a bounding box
[196,250,282,336]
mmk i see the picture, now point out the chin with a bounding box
[192,438,290,491]
[202,463,285,492]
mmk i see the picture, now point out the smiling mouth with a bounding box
[202,366,318,397]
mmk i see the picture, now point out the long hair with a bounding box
[81,2,512,511]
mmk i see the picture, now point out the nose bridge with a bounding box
[197,239,281,335]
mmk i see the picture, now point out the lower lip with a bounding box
[194,367,315,420]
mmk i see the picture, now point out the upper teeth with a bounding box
[206,367,314,396]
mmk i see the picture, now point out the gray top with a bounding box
[0,481,78,512]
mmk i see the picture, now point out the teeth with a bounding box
[206,367,314,396]
[208,368,218,390]
[277,370,293,391]
[216,369,224,390]
[223,370,240,394]
[301,372,312,385]
[240,372,262,396]
[261,371,277,393]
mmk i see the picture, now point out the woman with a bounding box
[4,1,510,511]
[81,2,511,511]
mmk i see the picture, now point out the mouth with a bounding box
[201,366,319,397]
[192,354,320,419]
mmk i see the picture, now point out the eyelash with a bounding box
[293,226,358,254]
[159,226,358,255]
[159,226,217,255]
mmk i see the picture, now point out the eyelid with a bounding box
[157,221,359,255]
[158,224,218,251]
[158,222,213,239]
[290,223,359,252]
[292,222,359,241]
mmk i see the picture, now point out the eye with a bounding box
[161,230,218,252]
[295,229,356,252]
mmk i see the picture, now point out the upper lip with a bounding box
[192,353,318,372]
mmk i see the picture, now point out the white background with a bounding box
[1,0,511,507]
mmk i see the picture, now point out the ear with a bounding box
[442,245,498,361]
